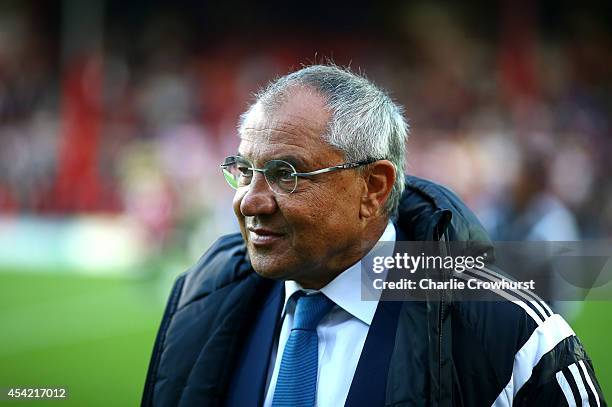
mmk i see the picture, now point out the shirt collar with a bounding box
[282,221,397,326]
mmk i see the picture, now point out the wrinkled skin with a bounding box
[233,87,391,289]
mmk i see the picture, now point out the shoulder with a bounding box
[453,295,562,373]
[177,232,254,309]
[452,292,600,406]
[398,175,492,252]
[142,234,272,406]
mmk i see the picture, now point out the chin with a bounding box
[247,242,296,277]
[252,264,289,281]
[249,253,291,281]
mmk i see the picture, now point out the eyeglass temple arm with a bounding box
[221,158,378,177]
[220,163,338,178]
[292,160,376,178]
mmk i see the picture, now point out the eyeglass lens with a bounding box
[221,157,298,194]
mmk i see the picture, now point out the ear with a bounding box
[360,160,396,219]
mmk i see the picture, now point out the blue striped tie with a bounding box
[272,292,334,407]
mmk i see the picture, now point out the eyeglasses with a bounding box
[220,155,378,195]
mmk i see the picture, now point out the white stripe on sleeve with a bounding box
[556,371,578,407]
[481,266,553,315]
[578,360,600,407]
[492,314,575,406]
[455,273,544,324]
[568,363,590,407]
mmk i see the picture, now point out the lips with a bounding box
[247,227,285,246]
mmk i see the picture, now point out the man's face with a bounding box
[233,89,366,288]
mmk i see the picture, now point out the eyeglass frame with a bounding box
[220,155,380,195]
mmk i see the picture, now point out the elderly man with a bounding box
[142,65,605,407]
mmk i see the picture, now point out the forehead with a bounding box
[239,88,339,165]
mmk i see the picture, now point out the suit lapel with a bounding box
[345,299,402,407]
[345,224,411,407]
[225,280,283,407]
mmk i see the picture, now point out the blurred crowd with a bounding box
[0,1,610,260]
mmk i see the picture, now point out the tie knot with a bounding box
[292,293,333,331]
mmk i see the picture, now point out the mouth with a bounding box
[247,227,286,247]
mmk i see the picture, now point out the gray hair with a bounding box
[239,64,409,219]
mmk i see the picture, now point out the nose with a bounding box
[236,171,278,217]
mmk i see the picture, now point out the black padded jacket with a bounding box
[142,176,606,407]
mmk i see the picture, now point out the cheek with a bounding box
[289,185,360,238]
[324,185,363,233]
[324,181,362,214]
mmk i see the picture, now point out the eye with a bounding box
[235,159,253,177]
[237,164,252,177]
[276,167,294,181]
[265,160,296,185]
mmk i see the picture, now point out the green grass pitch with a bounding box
[0,271,609,405]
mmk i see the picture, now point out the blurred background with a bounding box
[0,0,610,405]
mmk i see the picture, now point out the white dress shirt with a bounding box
[263,222,396,407]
